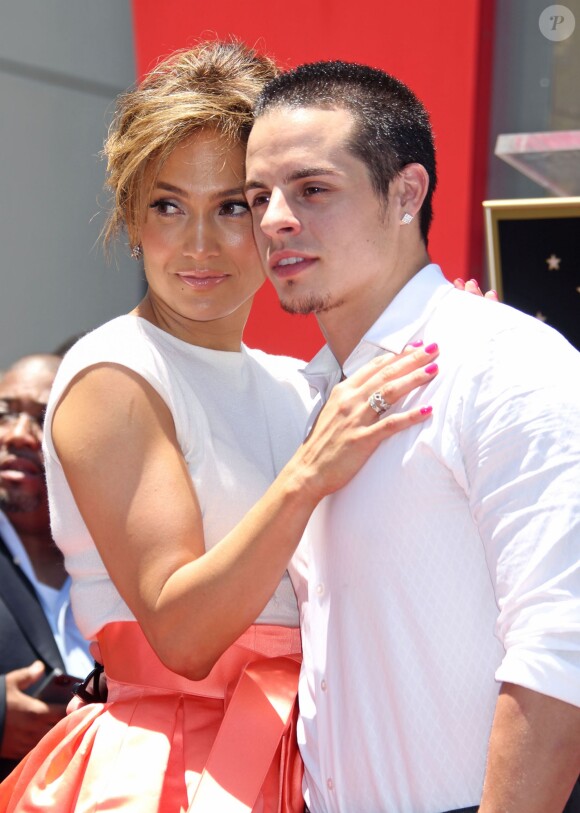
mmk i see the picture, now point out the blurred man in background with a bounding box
[0,354,91,779]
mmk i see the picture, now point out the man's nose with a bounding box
[1,413,42,449]
[259,190,301,238]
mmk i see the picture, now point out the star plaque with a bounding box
[483,198,580,350]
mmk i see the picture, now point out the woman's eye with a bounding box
[220,200,249,216]
[149,199,181,215]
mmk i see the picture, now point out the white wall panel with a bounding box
[0,0,141,368]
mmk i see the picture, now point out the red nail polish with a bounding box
[424,343,438,354]
[425,363,438,375]
[409,340,423,347]
[420,405,433,415]
[454,278,464,286]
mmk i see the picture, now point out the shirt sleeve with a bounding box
[457,323,580,707]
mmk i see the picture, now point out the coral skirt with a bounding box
[0,621,304,812]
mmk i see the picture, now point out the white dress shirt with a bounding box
[290,264,580,813]
[0,511,92,678]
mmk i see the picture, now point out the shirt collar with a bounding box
[301,344,342,401]
[0,510,70,596]
[0,510,35,582]
[302,264,451,398]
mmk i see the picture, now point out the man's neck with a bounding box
[14,527,67,589]
[319,250,430,366]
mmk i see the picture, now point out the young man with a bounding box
[0,354,92,779]
[245,62,580,813]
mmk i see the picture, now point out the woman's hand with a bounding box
[290,343,439,503]
[454,277,498,301]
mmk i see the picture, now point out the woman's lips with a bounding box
[176,273,228,290]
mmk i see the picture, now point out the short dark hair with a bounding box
[254,61,437,244]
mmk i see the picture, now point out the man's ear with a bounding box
[394,163,429,220]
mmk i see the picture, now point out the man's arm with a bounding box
[456,317,580,811]
[479,683,580,813]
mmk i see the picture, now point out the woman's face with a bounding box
[139,129,264,345]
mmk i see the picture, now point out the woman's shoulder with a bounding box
[59,315,165,369]
[62,314,145,355]
[244,346,307,379]
[244,347,313,407]
[49,315,170,407]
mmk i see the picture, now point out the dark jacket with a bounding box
[0,533,65,779]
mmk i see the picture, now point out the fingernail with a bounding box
[425,363,438,375]
[409,340,423,347]
[424,343,438,354]
[491,290,497,296]
[469,279,478,285]
[454,278,464,286]
[420,405,433,415]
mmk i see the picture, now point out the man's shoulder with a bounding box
[435,288,577,354]
[421,289,580,414]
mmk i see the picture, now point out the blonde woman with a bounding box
[0,42,439,812]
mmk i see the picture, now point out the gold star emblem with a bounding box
[535,311,548,322]
[545,254,561,270]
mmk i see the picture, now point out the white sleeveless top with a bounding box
[43,315,312,639]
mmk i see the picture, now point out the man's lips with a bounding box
[0,456,43,479]
[268,251,316,279]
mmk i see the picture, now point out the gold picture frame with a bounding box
[483,197,580,350]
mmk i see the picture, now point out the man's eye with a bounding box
[304,186,324,196]
[250,194,270,208]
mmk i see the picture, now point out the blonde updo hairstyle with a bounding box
[103,40,278,249]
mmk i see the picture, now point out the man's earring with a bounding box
[130,245,143,260]
[400,213,414,225]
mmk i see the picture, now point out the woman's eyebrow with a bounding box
[153,181,246,199]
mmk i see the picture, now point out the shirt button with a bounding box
[316,583,324,596]
[321,678,327,691]
[327,778,334,791]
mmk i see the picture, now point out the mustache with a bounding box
[0,447,45,473]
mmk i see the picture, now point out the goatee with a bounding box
[279,291,337,316]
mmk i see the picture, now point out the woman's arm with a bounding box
[53,347,438,679]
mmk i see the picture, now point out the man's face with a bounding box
[245,106,403,332]
[0,358,57,534]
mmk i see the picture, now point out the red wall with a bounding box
[131,0,495,359]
